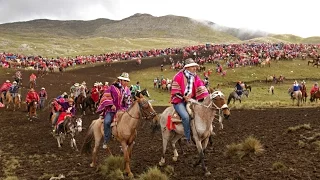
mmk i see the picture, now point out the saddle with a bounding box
[110,111,125,127]
[166,103,194,130]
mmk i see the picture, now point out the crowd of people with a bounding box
[1,43,319,71]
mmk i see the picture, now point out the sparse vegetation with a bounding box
[138,166,169,180]
[225,136,264,159]
[297,140,307,148]
[272,161,288,172]
[99,156,125,179]
[163,165,175,177]
[287,124,311,133]
[3,156,20,178]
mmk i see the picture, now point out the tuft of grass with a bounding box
[38,173,54,180]
[4,157,20,177]
[311,141,320,151]
[99,156,124,178]
[225,136,264,159]
[3,176,19,180]
[297,140,307,148]
[138,166,169,180]
[272,161,287,172]
[287,124,311,133]
[163,165,175,177]
[107,169,124,180]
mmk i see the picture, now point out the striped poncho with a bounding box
[170,70,209,104]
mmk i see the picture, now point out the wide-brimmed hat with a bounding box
[13,81,17,84]
[82,81,86,85]
[105,82,109,85]
[5,80,10,83]
[74,83,79,87]
[118,72,130,82]
[301,80,306,84]
[184,58,199,68]
[94,83,98,87]
[62,92,67,96]
[41,87,45,90]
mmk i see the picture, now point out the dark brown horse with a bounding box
[275,76,285,84]
[310,90,320,102]
[300,84,307,103]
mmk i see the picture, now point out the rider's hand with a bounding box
[111,105,116,110]
[183,96,191,102]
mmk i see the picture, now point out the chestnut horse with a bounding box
[81,93,157,178]
[158,91,230,176]
[2,91,21,111]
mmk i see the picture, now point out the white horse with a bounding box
[268,86,274,95]
[158,91,230,176]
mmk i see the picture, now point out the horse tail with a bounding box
[81,120,96,155]
[227,94,232,105]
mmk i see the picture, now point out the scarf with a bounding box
[183,70,195,97]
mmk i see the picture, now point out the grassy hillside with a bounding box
[130,59,320,107]
[0,14,320,57]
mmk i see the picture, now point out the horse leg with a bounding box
[159,130,170,166]
[71,133,78,151]
[90,131,102,167]
[121,142,133,178]
[171,134,183,162]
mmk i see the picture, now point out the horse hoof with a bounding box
[90,163,95,168]
[159,161,165,166]
[205,171,211,176]
[128,172,134,179]
[172,156,178,162]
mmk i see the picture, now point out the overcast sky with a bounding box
[0,0,318,37]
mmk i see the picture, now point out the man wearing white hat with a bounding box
[97,72,132,149]
[38,87,47,109]
[9,81,20,101]
[170,58,209,146]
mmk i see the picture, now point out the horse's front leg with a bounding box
[70,133,78,151]
[159,129,170,166]
[121,142,133,178]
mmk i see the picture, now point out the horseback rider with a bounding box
[170,58,209,146]
[0,80,12,103]
[235,81,243,97]
[97,72,132,149]
[130,81,141,97]
[38,87,47,109]
[53,98,76,134]
[30,73,37,85]
[9,81,20,100]
[91,83,100,107]
[310,82,319,97]
[291,80,300,98]
[70,83,77,98]
[14,71,22,84]
[25,88,40,115]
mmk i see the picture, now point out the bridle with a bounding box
[189,91,229,119]
[125,98,157,120]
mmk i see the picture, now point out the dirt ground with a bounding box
[1,57,320,180]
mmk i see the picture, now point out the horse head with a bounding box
[141,88,150,98]
[135,93,157,120]
[210,91,230,120]
[75,117,83,132]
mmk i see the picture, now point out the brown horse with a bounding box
[3,91,21,111]
[28,100,38,120]
[29,80,36,89]
[310,90,320,102]
[75,94,85,111]
[81,93,157,178]
[300,84,307,103]
[275,76,285,84]
[158,91,230,176]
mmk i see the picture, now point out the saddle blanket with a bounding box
[56,112,72,127]
[0,102,4,108]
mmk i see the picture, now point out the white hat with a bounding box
[62,92,67,96]
[99,82,103,86]
[74,83,79,87]
[13,81,17,84]
[82,81,86,85]
[105,82,109,85]
[117,72,130,82]
[94,83,98,86]
[184,58,199,68]
[5,80,10,83]
[41,87,45,90]
[301,80,306,84]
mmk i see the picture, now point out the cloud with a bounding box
[0,0,319,37]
